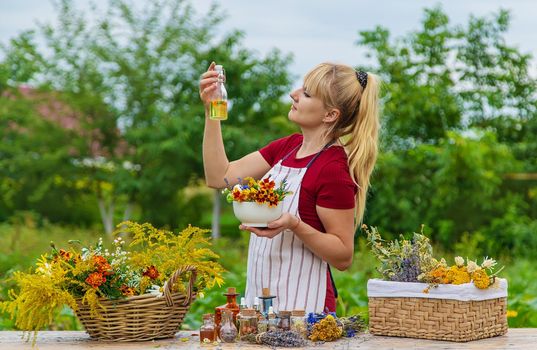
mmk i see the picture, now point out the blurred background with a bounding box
[1,0,536,330]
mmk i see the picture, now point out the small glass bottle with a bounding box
[214,287,240,339]
[290,309,307,338]
[209,64,228,121]
[278,310,291,331]
[258,288,276,319]
[238,308,258,339]
[236,297,247,329]
[257,317,269,333]
[199,313,216,344]
[267,306,278,331]
[219,309,238,343]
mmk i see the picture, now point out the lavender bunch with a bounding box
[256,330,307,347]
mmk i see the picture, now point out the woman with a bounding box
[199,62,380,313]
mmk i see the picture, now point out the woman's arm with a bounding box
[200,63,271,188]
[241,207,355,271]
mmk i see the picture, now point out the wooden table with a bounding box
[0,329,534,349]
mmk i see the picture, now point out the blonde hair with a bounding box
[303,63,380,225]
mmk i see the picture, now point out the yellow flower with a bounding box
[506,310,518,318]
[446,266,471,285]
[472,269,491,289]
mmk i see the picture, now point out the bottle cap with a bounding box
[242,308,256,316]
[215,64,223,72]
[291,309,306,317]
[224,287,239,296]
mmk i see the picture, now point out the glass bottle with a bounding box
[219,309,238,343]
[238,308,258,339]
[214,287,240,339]
[236,297,247,328]
[290,309,307,338]
[267,306,278,331]
[258,288,276,319]
[199,313,216,344]
[278,310,291,331]
[209,64,228,121]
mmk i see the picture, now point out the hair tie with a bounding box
[356,70,368,89]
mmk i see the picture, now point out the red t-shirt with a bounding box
[259,133,357,312]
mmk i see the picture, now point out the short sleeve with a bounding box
[315,159,357,209]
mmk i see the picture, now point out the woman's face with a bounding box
[288,86,327,128]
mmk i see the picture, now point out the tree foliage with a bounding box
[0,0,295,228]
[359,6,537,256]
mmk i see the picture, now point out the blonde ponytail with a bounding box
[303,63,380,227]
[346,73,380,225]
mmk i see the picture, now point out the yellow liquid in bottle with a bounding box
[210,100,228,120]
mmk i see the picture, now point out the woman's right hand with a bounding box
[199,61,218,109]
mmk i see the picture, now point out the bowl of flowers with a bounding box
[222,176,292,227]
[1,221,225,344]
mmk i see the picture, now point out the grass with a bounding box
[1,220,535,331]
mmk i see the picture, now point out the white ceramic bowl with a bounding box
[232,201,283,227]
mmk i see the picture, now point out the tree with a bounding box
[1,0,295,233]
[358,6,537,256]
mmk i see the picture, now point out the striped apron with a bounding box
[245,142,332,313]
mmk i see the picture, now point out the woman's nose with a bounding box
[290,89,299,102]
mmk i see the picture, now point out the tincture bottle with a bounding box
[199,313,216,344]
[278,310,291,331]
[214,287,240,339]
[258,287,276,319]
[219,309,238,343]
[290,309,307,338]
[209,64,228,120]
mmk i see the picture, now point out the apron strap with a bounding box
[305,140,335,168]
[279,139,336,168]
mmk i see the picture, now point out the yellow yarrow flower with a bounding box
[446,266,471,285]
[472,269,491,289]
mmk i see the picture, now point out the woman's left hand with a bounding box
[239,213,299,238]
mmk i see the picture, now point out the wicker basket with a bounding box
[368,279,508,342]
[75,265,197,341]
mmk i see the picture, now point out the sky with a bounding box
[0,0,536,88]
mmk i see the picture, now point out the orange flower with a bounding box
[120,284,136,296]
[85,272,106,288]
[59,249,73,261]
[143,265,160,279]
[260,178,275,190]
[93,255,113,276]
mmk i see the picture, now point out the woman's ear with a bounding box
[323,108,340,123]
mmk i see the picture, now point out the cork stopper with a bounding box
[224,287,239,296]
[242,308,256,317]
[262,288,270,297]
[291,309,306,317]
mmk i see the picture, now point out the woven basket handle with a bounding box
[163,265,197,307]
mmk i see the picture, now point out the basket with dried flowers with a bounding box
[364,225,507,342]
[1,221,225,344]
[222,176,292,227]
